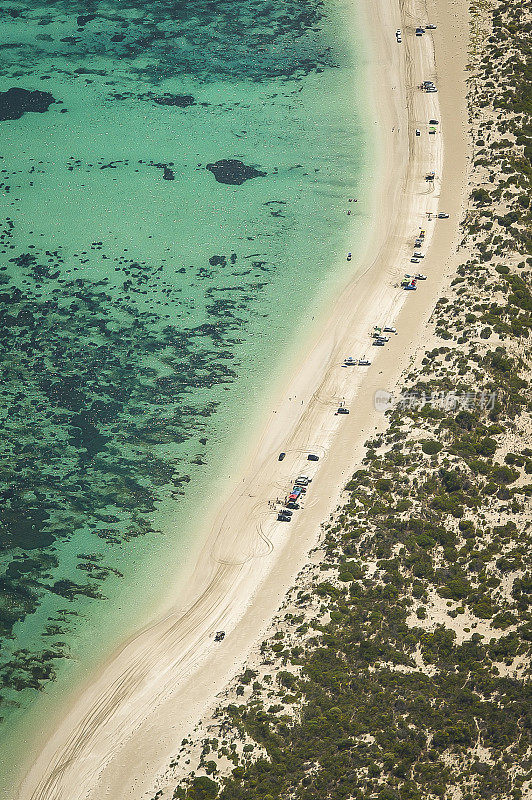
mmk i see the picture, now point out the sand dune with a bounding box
[15,0,470,797]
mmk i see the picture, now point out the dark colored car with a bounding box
[278,452,286,461]
[307,454,319,461]
[277,513,292,522]
[286,502,300,510]
[337,407,350,414]
[214,631,225,642]
[429,119,439,125]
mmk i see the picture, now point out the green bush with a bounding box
[277,671,297,690]
[438,576,471,601]
[470,598,495,618]
[239,669,257,685]
[421,440,443,455]
[491,465,519,484]
[472,188,491,204]
[187,776,219,799]
[458,519,476,538]
[477,437,497,457]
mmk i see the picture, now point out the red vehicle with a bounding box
[289,483,307,498]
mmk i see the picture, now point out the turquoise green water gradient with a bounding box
[0,0,372,789]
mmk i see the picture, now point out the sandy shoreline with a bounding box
[15,0,470,797]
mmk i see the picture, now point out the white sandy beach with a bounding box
[15,0,470,797]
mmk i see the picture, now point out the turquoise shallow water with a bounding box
[0,0,371,789]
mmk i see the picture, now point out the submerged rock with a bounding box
[153,94,195,108]
[76,14,97,26]
[206,159,266,186]
[0,88,56,121]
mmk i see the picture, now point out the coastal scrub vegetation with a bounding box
[166,2,531,799]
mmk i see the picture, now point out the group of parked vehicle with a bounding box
[372,325,398,347]
[396,23,436,45]
[344,356,372,367]
[277,470,317,522]
[298,19,449,526]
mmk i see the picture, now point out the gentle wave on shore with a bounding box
[0,0,369,787]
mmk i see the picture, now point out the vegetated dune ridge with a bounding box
[15,0,470,797]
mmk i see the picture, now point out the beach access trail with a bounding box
[16,0,470,797]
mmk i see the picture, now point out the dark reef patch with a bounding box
[76,14,97,26]
[0,503,52,550]
[206,160,266,186]
[152,94,195,108]
[0,88,56,121]
[69,412,111,459]
[144,161,176,181]
[0,227,273,714]
[0,1,334,88]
